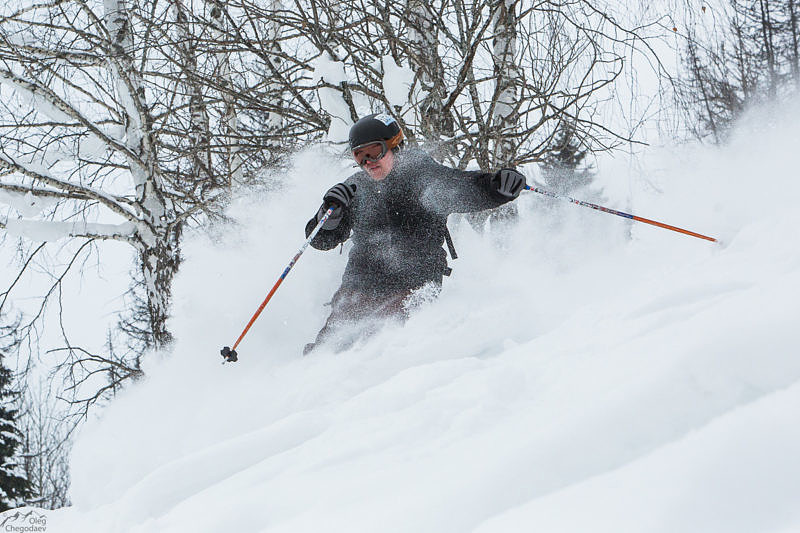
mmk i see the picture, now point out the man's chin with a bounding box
[366,168,385,180]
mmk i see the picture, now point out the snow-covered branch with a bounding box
[0,68,144,167]
[2,218,135,243]
[0,181,135,208]
[0,158,138,223]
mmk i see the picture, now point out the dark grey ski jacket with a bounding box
[305,149,513,296]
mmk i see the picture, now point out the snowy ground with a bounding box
[37,103,800,532]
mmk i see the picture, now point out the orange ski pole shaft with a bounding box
[524,186,717,243]
[220,206,335,362]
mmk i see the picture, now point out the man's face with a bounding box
[353,142,395,181]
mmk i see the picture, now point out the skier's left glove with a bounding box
[491,168,526,199]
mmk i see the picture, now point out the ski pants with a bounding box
[304,283,433,354]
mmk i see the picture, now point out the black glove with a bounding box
[317,182,356,230]
[491,168,526,199]
[323,182,356,208]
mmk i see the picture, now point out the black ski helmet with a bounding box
[348,113,404,152]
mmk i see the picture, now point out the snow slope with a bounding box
[49,102,800,532]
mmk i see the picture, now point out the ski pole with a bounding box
[524,186,718,243]
[220,206,335,363]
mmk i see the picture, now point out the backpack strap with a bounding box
[442,227,456,277]
[444,226,457,260]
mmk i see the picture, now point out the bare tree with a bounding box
[18,383,71,510]
[678,0,800,143]
[0,0,236,411]
[248,0,661,164]
[209,0,245,185]
[406,0,454,158]
[171,0,214,189]
[788,0,800,86]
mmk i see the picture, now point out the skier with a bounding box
[303,113,526,354]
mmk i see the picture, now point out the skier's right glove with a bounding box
[323,182,356,208]
[317,182,356,230]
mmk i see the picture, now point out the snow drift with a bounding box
[48,102,800,532]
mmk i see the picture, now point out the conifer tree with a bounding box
[0,317,31,512]
[541,122,594,195]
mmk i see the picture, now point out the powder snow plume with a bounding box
[47,101,800,532]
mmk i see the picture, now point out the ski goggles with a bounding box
[351,131,404,166]
[352,142,388,166]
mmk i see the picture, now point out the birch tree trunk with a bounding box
[406,0,454,159]
[785,0,800,88]
[172,0,214,191]
[490,0,521,167]
[468,0,521,229]
[265,0,285,144]
[210,0,244,186]
[758,0,778,99]
[104,0,179,348]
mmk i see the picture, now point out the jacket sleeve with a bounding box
[418,158,512,215]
